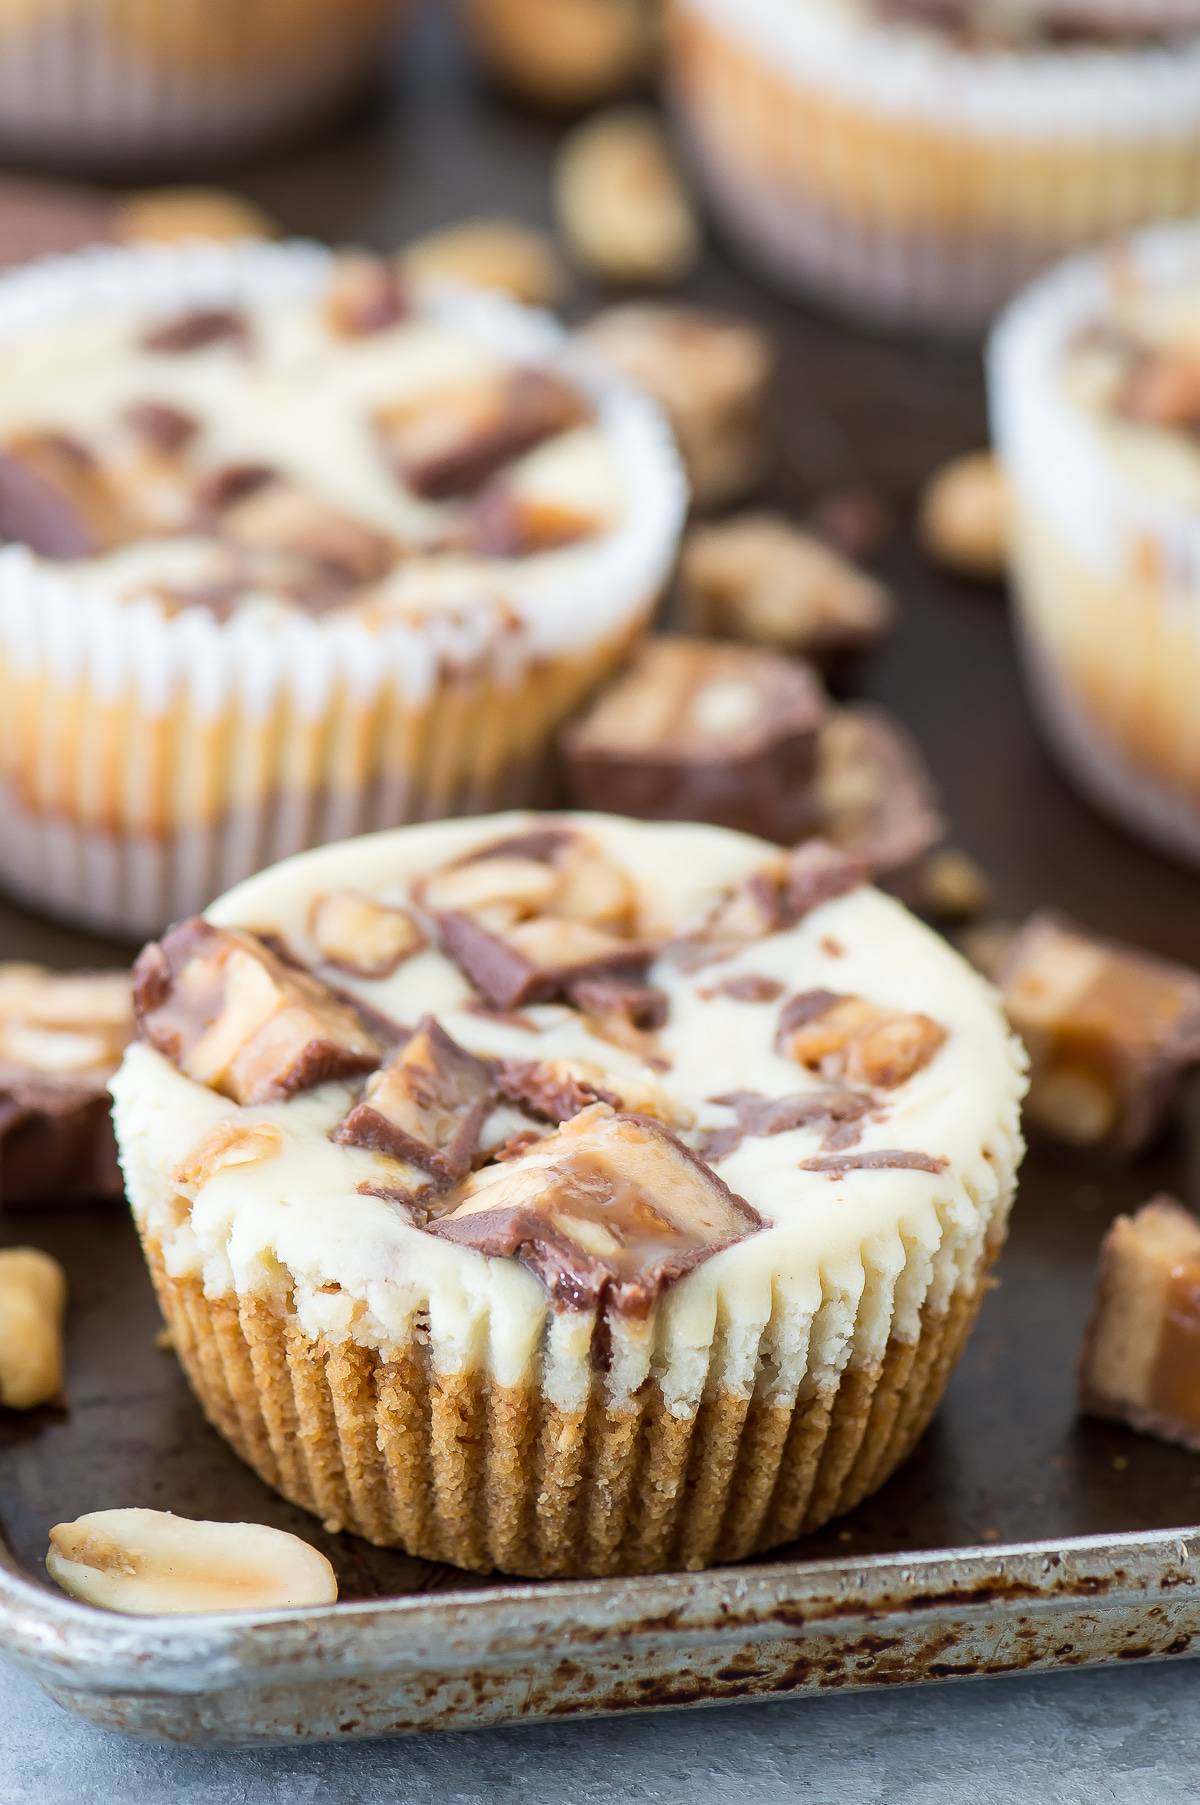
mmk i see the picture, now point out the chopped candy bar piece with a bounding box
[562,637,828,843]
[376,368,588,500]
[438,910,648,1011]
[814,706,945,890]
[334,1018,494,1182]
[323,256,409,338]
[499,1056,689,1127]
[216,478,395,585]
[1079,1197,1200,1450]
[676,842,868,971]
[430,1104,760,1313]
[678,514,893,663]
[799,1150,947,1176]
[141,307,249,355]
[133,919,382,1106]
[999,914,1200,1155]
[0,964,131,1207]
[464,483,601,557]
[308,893,425,979]
[778,991,946,1089]
[122,401,200,455]
[580,303,772,508]
[0,431,133,558]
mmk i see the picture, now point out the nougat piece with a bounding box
[1079,1197,1200,1450]
[430,1104,760,1313]
[814,706,946,892]
[562,637,828,843]
[580,303,772,509]
[999,914,1200,1155]
[132,919,383,1106]
[678,514,893,662]
[334,1019,494,1182]
[375,369,588,501]
[777,990,946,1090]
[308,892,425,979]
[0,965,131,1207]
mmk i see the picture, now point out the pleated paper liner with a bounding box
[669,0,1200,331]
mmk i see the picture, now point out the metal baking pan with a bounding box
[2,10,1199,1741]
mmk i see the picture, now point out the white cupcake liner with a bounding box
[989,219,1200,865]
[670,0,1200,329]
[0,241,686,937]
[0,0,407,164]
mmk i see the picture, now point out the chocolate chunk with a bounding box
[563,638,829,843]
[324,256,409,338]
[334,1017,493,1182]
[498,1058,620,1123]
[194,463,277,517]
[699,975,784,1004]
[133,918,383,1106]
[698,1086,874,1161]
[122,401,200,455]
[141,307,249,355]
[568,974,669,1061]
[799,1150,948,1177]
[674,842,868,972]
[0,432,129,558]
[778,991,946,1090]
[355,1173,444,1227]
[376,367,588,500]
[438,909,649,1011]
[999,913,1200,1156]
[1079,1196,1200,1451]
[815,707,945,892]
[430,1105,761,1314]
[308,892,425,979]
[0,965,131,1208]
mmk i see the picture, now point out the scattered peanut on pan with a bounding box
[402,216,567,308]
[114,187,277,247]
[917,848,993,924]
[555,110,699,287]
[46,1509,339,1615]
[0,1248,66,1409]
[918,450,1010,581]
[465,0,658,109]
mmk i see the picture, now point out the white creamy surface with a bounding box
[0,243,685,662]
[112,815,1026,1410]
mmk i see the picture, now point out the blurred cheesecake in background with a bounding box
[667,0,1200,332]
[0,0,412,163]
[0,241,684,938]
[990,218,1200,865]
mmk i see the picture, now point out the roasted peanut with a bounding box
[403,217,566,307]
[555,111,698,287]
[918,451,1010,581]
[0,1248,66,1409]
[46,1509,338,1614]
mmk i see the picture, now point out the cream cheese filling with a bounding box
[112,813,1027,1411]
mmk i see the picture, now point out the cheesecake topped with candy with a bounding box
[112,811,1025,1576]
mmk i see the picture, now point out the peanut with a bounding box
[555,110,698,287]
[918,451,1010,581]
[115,188,276,247]
[403,217,566,307]
[0,1248,66,1409]
[46,1509,338,1615]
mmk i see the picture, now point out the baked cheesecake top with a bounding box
[113,815,1025,1399]
[0,244,682,639]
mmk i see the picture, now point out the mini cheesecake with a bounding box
[991,220,1200,865]
[0,242,683,937]
[112,811,1025,1577]
[669,0,1200,330]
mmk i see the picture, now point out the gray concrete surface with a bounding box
[2,1652,1195,1804]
